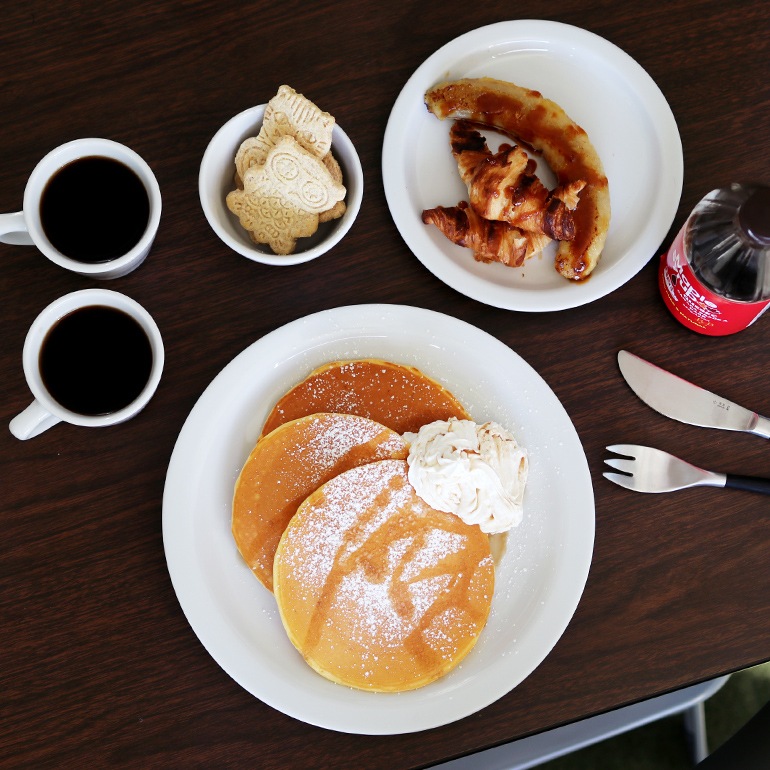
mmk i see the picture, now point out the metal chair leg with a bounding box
[683,701,709,765]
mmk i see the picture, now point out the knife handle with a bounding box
[725,474,770,495]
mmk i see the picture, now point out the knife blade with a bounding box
[617,350,770,439]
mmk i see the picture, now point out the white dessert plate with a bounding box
[162,304,594,734]
[382,20,683,311]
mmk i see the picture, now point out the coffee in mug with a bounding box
[0,139,161,279]
[40,305,154,416]
[41,156,151,264]
[9,289,164,440]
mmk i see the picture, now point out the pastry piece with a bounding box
[425,77,610,281]
[244,136,345,215]
[256,84,335,163]
[235,86,336,180]
[422,201,550,267]
[318,152,346,223]
[227,85,347,254]
[234,146,347,222]
[235,143,345,223]
[233,413,408,592]
[227,137,345,253]
[450,120,582,241]
[235,136,266,184]
[273,459,494,692]
[226,185,318,255]
[260,359,471,438]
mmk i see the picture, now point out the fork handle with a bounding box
[725,474,770,495]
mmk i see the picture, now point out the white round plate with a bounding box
[162,304,594,734]
[382,20,683,311]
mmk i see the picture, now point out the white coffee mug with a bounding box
[0,138,162,279]
[9,289,164,440]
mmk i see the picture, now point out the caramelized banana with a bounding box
[425,77,610,281]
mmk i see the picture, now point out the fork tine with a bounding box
[603,472,637,490]
[604,457,636,473]
[606,444,638,457]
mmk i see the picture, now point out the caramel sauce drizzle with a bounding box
[301,471,491,674]
[234,414,407,592]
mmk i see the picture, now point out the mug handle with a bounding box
[9,400,61,440]
[0,211,34,246]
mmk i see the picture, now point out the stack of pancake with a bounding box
[232,359,495,692]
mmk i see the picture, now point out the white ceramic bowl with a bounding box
[199,105,363,266]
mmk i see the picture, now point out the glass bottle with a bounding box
[659,182,770,335]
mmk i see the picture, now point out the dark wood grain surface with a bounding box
[2,1,769,767]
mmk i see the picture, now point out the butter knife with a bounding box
[617,350,770,439]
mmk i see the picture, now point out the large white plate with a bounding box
[162,304,594,734]
[382,20,683,312]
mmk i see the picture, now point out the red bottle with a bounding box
[659,183,770,335]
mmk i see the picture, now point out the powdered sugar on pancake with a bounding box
[232,412,407,592]
[261,360,470,437]
[291,412,406,471]
[274,460,494,690]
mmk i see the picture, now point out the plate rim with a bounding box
[382,19,683,312]
[162,303,595,734]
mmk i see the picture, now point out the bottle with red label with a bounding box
[659,182,770,335]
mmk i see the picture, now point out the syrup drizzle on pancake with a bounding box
[275,460,493,691]
[233,413,408,592]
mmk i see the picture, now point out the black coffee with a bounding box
[40,305,153,416]
[40,156,150,263]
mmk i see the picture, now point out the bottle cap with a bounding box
[738,185,770,245]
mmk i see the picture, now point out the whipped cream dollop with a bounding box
[404,418,528,534]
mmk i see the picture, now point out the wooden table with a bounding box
[2,1,769,767]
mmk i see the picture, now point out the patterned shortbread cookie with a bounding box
[319,152,347,223]
[234,136,266,183]
[243,136,345,215]
[226,185,318,255]
[234,85,336,184]
[260,85,335,160]
[227,86,346,254]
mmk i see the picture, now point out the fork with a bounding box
[603,444,770,494]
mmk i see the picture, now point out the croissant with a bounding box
[425,78,610,281]
[422,202,549,267]
[449,120,583,241]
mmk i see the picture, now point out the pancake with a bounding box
[233,413,408,592]
[260,359,470,437]
[274,459,494,692]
